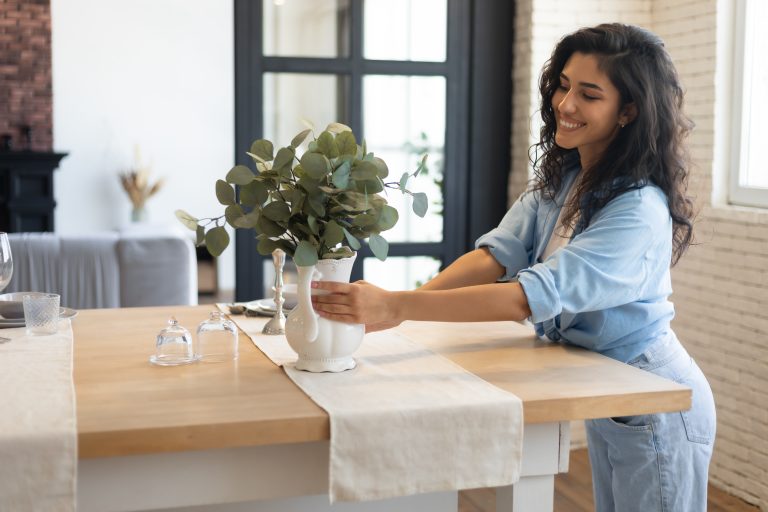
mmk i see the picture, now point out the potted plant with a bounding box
[176,122,427,371]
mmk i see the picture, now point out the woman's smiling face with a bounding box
[552,52,634,169]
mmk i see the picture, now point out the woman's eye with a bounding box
[583,94,599,101]
[558,84,568,91]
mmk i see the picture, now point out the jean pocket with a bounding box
[607,414,653,432]
[679,363,716,445]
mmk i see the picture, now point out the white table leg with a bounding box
[496,475,554,512]
[495,422,570,512]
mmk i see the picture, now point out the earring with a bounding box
[619,122,626,128]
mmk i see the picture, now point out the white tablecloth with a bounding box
[226,312,523,503]
[0,321,77,511]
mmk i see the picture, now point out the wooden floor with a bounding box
[459,448,759,512]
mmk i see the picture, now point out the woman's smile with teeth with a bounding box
[560,118,585,129]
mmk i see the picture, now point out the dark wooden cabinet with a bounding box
[0,151,66,232]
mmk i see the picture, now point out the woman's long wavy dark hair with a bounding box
[532,23,695,265]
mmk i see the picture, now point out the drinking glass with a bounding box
[23,292,60,335]
[0,233,13,292]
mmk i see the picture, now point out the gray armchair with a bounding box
[6,230,197,309]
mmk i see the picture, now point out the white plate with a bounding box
[244,299,293,316]
[0,307,79,329]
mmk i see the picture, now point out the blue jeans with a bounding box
[585,334,716,512]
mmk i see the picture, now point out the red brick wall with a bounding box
[0,0,53,152]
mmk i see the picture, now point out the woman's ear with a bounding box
[619,102,638,126]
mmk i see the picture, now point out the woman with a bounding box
[313,23,715,511]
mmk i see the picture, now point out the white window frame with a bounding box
[729,0,767,208]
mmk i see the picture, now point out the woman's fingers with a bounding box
[311,280,351,294]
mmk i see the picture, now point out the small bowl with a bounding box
[0,292,47,320]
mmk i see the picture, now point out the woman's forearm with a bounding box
[419,248,506,291]
[392,282,531,323]
[312,279,531,326]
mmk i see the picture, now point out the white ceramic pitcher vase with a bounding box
[285,253,364,372]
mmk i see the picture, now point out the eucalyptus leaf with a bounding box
[195,225,205,245]
[233,210,259,229]
[293,240,319,267]
[262,200,291,222]
[377,205,399,231]
[256,215,286,237]
[273,146,295,170]
[326,122,352,134]
[216,180,236,206]
[308,214,319,235]
[250,139,274,161]
[371,157,389,178]
[205,227,230,257]
[226,165,255,185]
[290,188,306,216]
[239,181,269,206]
[256,237,279,256]
[291,128,312,148]
[353,178,383,194]
[323,246,354,259]
[308,197,326,218]
[351,161,379,181]
[332,160,351,189]
[323,220,344,246]
[415,153,429,176]
[300,152,331,179]
[336,131,357,156]
[352,213,377,227]
[224,204,244,226]
[297,176,320,194]
[317,131,339,159]
[399,172,409,191]
[175,209,199,231]
[342,227,362,250]
[412,192,428,217]
[368,233,389,261]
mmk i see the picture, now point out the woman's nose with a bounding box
[557,91,576,114]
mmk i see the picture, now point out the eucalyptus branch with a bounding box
[176,123,429,265]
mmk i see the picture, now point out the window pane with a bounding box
[263,73,346,146]
[363,75,445,242]
[263,0,350,58]
[363,256,441,290]
[363,0,447,61]
[743,0,768,188]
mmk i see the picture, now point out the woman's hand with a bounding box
[311,280,402,329]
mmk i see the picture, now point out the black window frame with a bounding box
[233,0,513,300]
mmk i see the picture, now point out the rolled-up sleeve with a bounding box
[517,187,671,323]
[475,189,539,281]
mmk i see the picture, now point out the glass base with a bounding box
[149,354,199,366]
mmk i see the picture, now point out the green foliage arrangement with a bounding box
[175,122,428,267]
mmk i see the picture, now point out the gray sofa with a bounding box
[6,230,198,309]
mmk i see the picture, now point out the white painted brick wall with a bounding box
[510,0,766,508]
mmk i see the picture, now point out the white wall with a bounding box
[50,0,235,290]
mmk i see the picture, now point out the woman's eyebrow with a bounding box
[559,72,604,91]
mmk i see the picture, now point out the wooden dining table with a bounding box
[73,305,690,512]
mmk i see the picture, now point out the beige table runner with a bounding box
[0,321,77,512]
[227,312,523,503]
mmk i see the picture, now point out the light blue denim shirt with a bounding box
[476,166,676,363]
